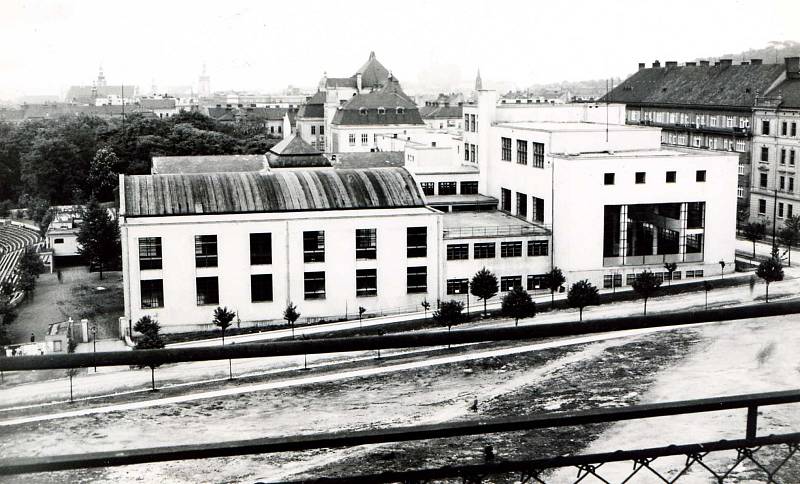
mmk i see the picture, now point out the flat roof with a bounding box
[553,147,733,160]
[426,194,496,205]
[441,210,549,238]
[495,121,655,133]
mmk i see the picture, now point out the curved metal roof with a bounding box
[122,168,424,217]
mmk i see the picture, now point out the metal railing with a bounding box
[443,224,551,239]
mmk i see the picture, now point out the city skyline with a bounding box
[1,0,798,100]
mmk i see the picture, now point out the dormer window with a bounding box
[377,107,386,115]
[396,107,405,115]
[359,107,367,116]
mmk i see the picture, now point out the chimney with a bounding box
[786,57,800,79]
[685,62,697,67]
[665,61,678,68]
[356,73,362,92]
[638,62,646,70]
[652,60,661,68]
[719,59,732,67]
[740,61,750,66]
[751,58,763,65]
[699,60,710,67]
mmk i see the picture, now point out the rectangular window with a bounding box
[438,181,457,195]
[603,274,623,289]
[626,274,637,286]
[516,140,527,164]
[303,231,325,263]
[355,228,377,260]
[470,114,476,132]
[782,149,787,164]
[528,240,549,256]
[604,173,615,185]
[791,150,796,166]
[251,274,273,302]
[635,172,646,184]
[761,147,769,162]
[501,276,522,292]
[420,182,434,196]
[759,199,767,214]
[460,181,478,194]
[348,133,356,146]
[790,177,795,192]
[464,114,469,131]
[407,227,427,258]
[464,143,470,161]
[311,125,316,135]
[738,163,745,176]
[501,137,512,161]
[140,279,164,308]
[782,122,788,136]
[138,237,162,270]
[760,173,768,189]
[696,170,706,182]
[249,233,272,265]
[474,242,496,259]
[406,266,427,293]
[516,192,527,218]
[666,171,676,183]
[446,278,469,295]
[779,202,785,218]
[532,142,544,168]
[780,176,786,190]
[789,204,794,218]
[736,140,746,152]
[501,241,522,258]
[527,274,547,291]
[304,271,326,299]
[501,188,511,212]
[532,196,545,223]
[196,276,219,305]
[361,133,368,145]
[762,120,770,135]
[320,125,324,135]
[446,244,469,260]
[356,269,377,297]
[194,235,218,268]
[737,187,744,198]
[792,122,797,137]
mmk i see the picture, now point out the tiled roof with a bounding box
[152,155,267,174]
[356,51,391,89]
[140,98,176,110]
[122,167,424,217]
[766,78,800,109]
[331,79,423,126]
[267,134,330,168]
[603,63,785,108]
[326,77,358,89]
[270,134,321,156]
[420,105,463,119]
[298,91,326,119]
[332,151,405,169]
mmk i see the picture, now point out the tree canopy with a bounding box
[470,268,498,317]
[756,256,784,303]
[212,306,236,345]
[544,267,566,306]
[76,197,120,279]
[433,299,465,331]
[631,270,662,315]
[501,286,536,326]
[566,279,599,321]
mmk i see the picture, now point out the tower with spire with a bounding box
[475,68,483,91]
[198,64,211,98]
[97,65,107,88]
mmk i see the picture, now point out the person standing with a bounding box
[30,332,35,343]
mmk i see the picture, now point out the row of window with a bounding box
[309,125,325,136]
[463,143,478,163]
[757,199,795,219]
[500,138,545,168]
[446,240,548,260]
[758,173,795,193]
[601,269,704,288]
[420,181,479,196]
[464,114,477,132]
[663,132,748,152]
[761,120,798,137]
[359,107,405,116]
[630,110,750,130]
[604,170,706,185]
[446,274,552,295]
[139,228,428,271]
[500,188,545,223]
[349,133,377,146]
[760,146,798,166]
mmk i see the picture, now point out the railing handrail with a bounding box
[1,389,798,475]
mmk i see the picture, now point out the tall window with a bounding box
[447,244,469,260]
[474,242,496,259]
[361,133,368,145]
[792,122,797,137]
[196,276,219,305]
[759,199,767,214]
[528,240,548,256]
[348,133,356,145]
[781,149,787,164]
[761,147,769,162]
[461,181,478,194]
[438,182,457,195]
[407,227,427,258]
[517,192,527,218]
[501,241,522,257]
[532,196,545,223]
[355,228,377,259]
[532,142,544,168]
[140,279,164,308]
[762,120,770,135]
[356,269,377,297]
[780,176,786,190]
[760,173,768,189]
[446,279,469,295]
[501,137,512,161]
[406,266,427,293]
[464,143,470,161]
[319,125,324,135]
[782,122,788,136]
[501,276,522,291]
[304,271,326,299]
[501,188,511,212]
[470,144,476,162]
[311,126,316,135]
[249,233,272,265]
[251,274,273,302]
[470,114,476,132]
[464,114,469,131]
[139,237,162,270]
[195,235,218,268]
[303,231,325,263]
[516,140,528,164]
[420,182,434,195]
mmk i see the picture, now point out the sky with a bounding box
[0,0,797,100]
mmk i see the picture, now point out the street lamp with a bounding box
[91,326,97,372]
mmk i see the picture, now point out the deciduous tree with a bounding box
[501,286,536,326]
[470,268,498,317]
[284,302,300,339]
[631,270,662,315]
[433,299,464,332]
[544,267,566,308]
[756,256,784,303]
[744,222,766,259]
[76,197,120,279]
[566,279,599,321]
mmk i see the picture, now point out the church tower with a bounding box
[198,64,211,98]
[475,68,483,91]
[97,65,107,88]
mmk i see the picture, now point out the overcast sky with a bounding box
[0,0,797,100]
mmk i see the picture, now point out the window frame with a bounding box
[194,235,218,268]
[303,271,326,300]
[195,276,219,306]
[249,233,272,265]
[500,241,523,258]
[303,230,325,263]
[356,268,378,297]
[406,266,427,293]
[140,279,164,309]
[139,237,163,270]
[406,227,427,258]
[250,274,274,302]
[355,228,377,260]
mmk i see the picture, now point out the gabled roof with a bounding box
[356,51,391,89]
[122,167,425,217]
[420,105,463,119]
[766,78,800,109]
[331,81,423,126]
[267,134,330,168]
[603,63,785,108]
[298,91,325,119]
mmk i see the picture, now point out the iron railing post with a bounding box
[746,405,758,440]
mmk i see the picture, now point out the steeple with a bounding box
[475,68,482,91]
[97,65,107,87]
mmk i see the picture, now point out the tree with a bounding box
[778,215,800,267]
[76,197,120,279]
[433,299,464,332]
[501,286,536,326]
[756,256,784,303]
[88,148,120,201]
[15,248,44,300]
[421,300,431,322]
[65,335,79,403]
[358,306,366,327]
[470,268,498,317]
[544,267,566,308]
[663,262,677,286]
[37,209,53,239]
[284,302,300,339]
[133,316,165,391]
[631,270,662,315]
[212,306,235,345]
[566,280,600,321]
[743,222,766,259]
